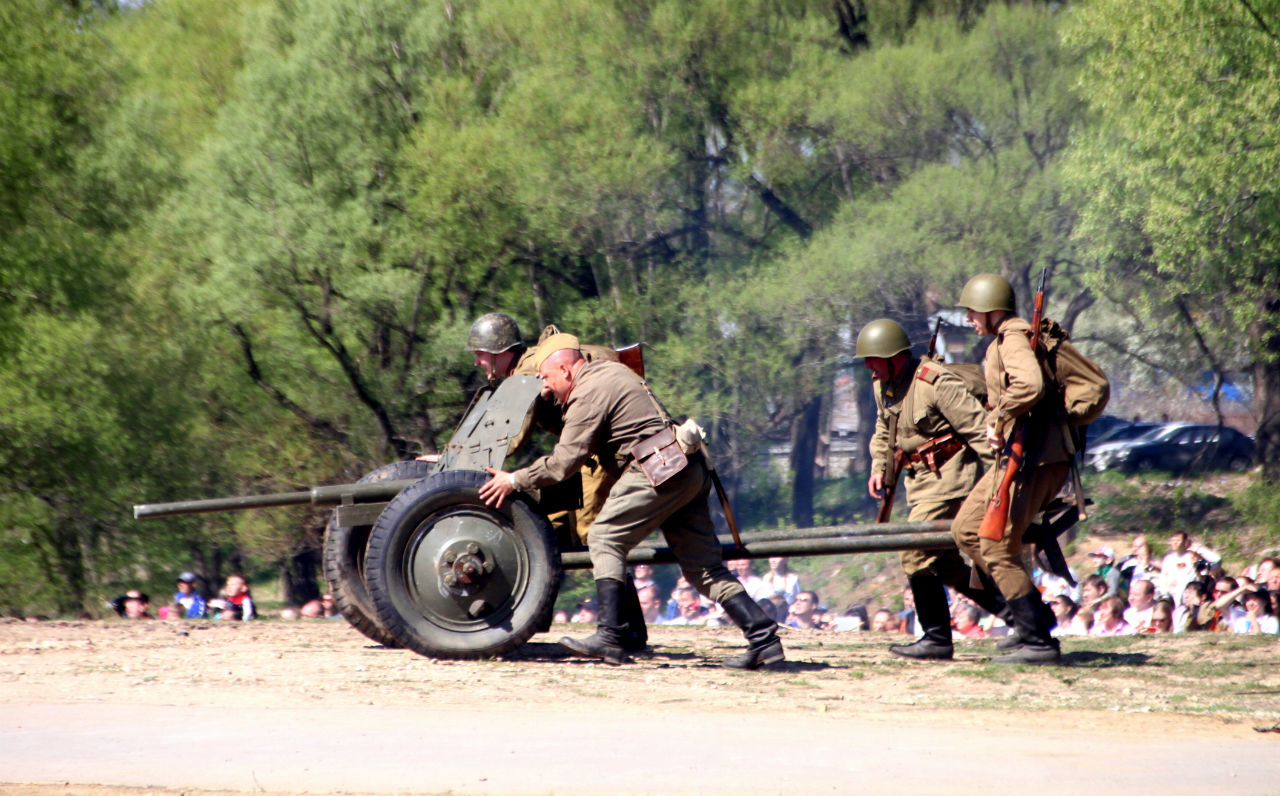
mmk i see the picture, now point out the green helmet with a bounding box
[958,273,1016,313]
[465,313,523,354]
[855,319,912,359]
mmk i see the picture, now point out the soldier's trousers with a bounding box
[900,496,970,586]
[951,462,1070,600]
[587,454,744,604]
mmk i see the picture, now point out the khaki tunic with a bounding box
[510,330,620,543]
[951,315,1069,599]
[869,358,992,578]
[511,360,740,599]
[982,316,1071,467]
[511,359,666,490]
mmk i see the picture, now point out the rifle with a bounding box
[927,315,943,360]
[616,343,645,379]
[876,448,908,524]
[978,268,1047,542]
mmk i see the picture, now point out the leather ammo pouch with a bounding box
[906,433,964,475]
[631,426,688,487]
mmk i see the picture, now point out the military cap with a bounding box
[528,333,581,372]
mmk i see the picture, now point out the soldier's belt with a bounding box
[904,433,963,475]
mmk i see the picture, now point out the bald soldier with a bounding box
[457,313,645,651]
[950,274,1070,664]
[478,336,784,669]
[858,319,1009,660]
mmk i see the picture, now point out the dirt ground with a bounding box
[2,617,1278,795]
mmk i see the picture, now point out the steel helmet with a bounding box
[855,319,912,359]
[465,313,523,354]
[958,273,1016,313]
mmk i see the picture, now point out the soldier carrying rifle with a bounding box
[950,273,1075,665]
[857,318,1011,660]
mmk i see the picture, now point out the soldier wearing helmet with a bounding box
[465,313,527,383]
[951,272,1072,664]
[857,318,1004,660]
[456,313,649,652]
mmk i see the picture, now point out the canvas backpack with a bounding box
[1037,318,1110,427]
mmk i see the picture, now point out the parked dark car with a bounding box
[1087,419,1161,447]
[1085,423,1255,474]
[1082,415,1134,446]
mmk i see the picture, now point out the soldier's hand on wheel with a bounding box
[479,467,515,508]
[867,471,884,500]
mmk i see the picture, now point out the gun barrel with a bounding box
[133,478,421,520]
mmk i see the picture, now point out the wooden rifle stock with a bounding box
[876,449,908,524]
[979,426,1024,540]
[978,268,1046,542]
[616,343,644,379]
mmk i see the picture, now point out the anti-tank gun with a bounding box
[135,372,966,660]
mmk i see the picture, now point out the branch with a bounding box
[747,175,813,239]
[1236,0,1278,41]
[229,323,350,447]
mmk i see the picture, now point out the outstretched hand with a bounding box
[478,466,515,508]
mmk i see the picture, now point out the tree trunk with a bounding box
[1253,293,1280,482]
[281,539,323,607]
[790,395,821,528]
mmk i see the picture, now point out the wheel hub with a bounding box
[439,543,496,591]
[402,509,527,628]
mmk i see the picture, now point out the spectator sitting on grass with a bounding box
[1051,595,1088,636]
[870,608,901,633]
[786,591,822,629]
[1089,596,1135,636]
[1146,600,1175,633]
[1079,574,1110,611]
[952,603,987,639]
[1124,578,1158,631]
[1231,589,1278,634]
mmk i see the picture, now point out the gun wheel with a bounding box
[364,470,559,659]
[322,460,434,648]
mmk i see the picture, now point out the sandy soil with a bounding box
[2,617,1278,795]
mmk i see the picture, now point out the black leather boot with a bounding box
[720,591,785,670]
[559,578,626,665]
[891,574,954,660]
[955,567,1019,650]
[992,592,1060,665]
[618,573,648,652]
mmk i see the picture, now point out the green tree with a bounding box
[1064,0,1280,477]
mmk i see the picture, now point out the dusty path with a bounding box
[1,619,1277,795]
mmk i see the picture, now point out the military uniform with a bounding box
[514,356,783,668]
[949,312,1069,663]
[512,359,738,598]
[870,357,992,575]
[512,329,620,545]
[868,354,1007,659]
[950,315,1070,600]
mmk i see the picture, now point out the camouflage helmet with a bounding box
[465,313,523,354]
[958,273,1016,313]
[855,319,912,359]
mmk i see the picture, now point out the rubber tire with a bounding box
[365,470,560,659]
[1227,456,1251,473]
[322,460,435,648]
